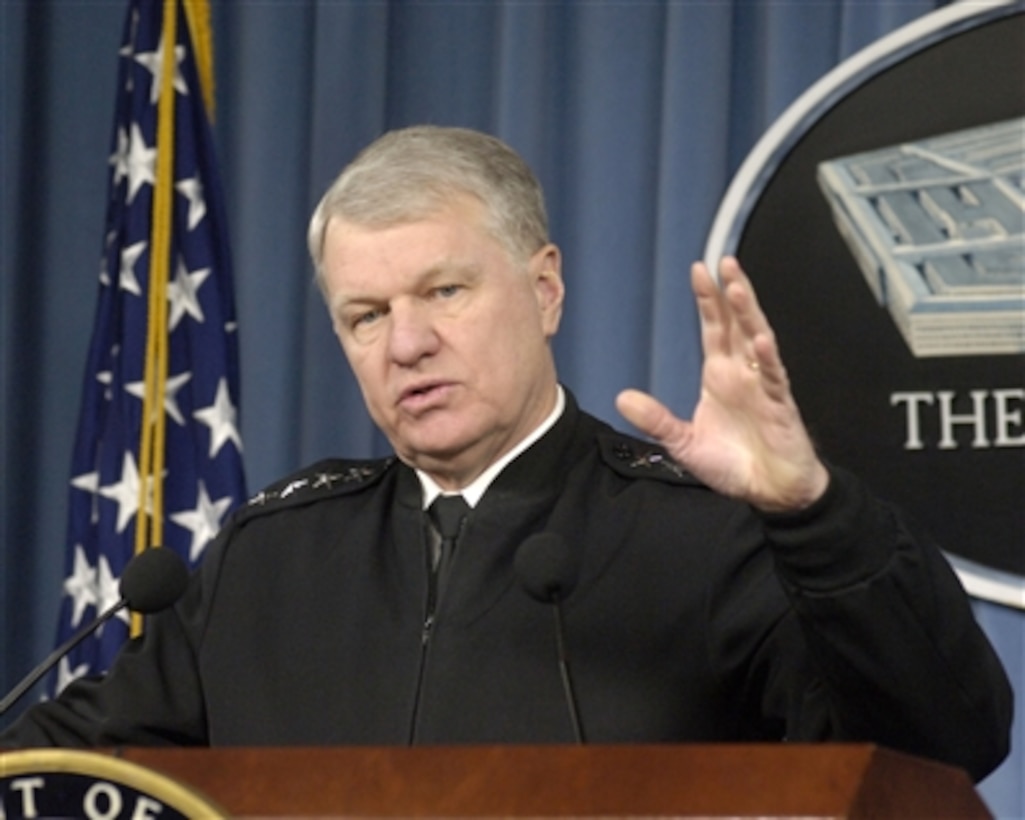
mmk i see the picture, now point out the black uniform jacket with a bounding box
[3,393,1012,781]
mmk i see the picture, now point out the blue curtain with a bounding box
[3,1,1020,814]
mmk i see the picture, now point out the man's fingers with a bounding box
[692,261,731,357]
[615,389,689,449]
[720,257,778,344]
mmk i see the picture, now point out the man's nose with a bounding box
[387,302,441,365]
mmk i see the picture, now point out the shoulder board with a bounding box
[598,433,706,487]
[238,457,396,520]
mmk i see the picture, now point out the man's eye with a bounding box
[352,308,383,329]
[434,284,462,299]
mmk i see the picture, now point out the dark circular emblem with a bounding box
[707,3,1024,607]
[1,749,225,818]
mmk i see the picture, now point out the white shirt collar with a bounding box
[417,385,565,509]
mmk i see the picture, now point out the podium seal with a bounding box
[1,748,226,819]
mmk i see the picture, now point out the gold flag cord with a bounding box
[133,0,180,636]
[183,0,216,121]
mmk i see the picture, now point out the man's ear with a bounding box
[531,243,565,336]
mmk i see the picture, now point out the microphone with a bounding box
[0,546,189,716]
[514,532,585,743]
[119,546,190,613]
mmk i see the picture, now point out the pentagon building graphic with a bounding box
[818,118,1024,357]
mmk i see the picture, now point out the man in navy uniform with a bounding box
[3,126,1011,782]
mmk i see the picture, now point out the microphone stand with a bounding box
[551,592,585,744]
[0,599,127,715]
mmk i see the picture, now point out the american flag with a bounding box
[52,0,245,694]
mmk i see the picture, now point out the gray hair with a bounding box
[307,126,549,281]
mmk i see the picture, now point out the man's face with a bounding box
[320,194,564,489]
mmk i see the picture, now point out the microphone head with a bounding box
[515,532,579,603]
[119,547,189,614]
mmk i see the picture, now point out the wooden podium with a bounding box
[106,743,991,818]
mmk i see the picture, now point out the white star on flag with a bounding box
[167,258,210,329]
[176,176,207,230]
[70,470,102,523]
[70,471,100,495]
[171,481,234,561]
[125,122,156,203]
[56,656,90,694]
[99,231,117,286]
[194,378,243,458]
[98,451,144,534]
[96,370,115,401]
[119,240,147,296]
[96,555,129,628]
[63,545,99,628]
[110,126,130,187]
[125,370,192,426]
[134,34,187,104]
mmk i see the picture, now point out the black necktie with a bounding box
[427,495,470,575]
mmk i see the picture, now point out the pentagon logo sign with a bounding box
[706,2,1024,608]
